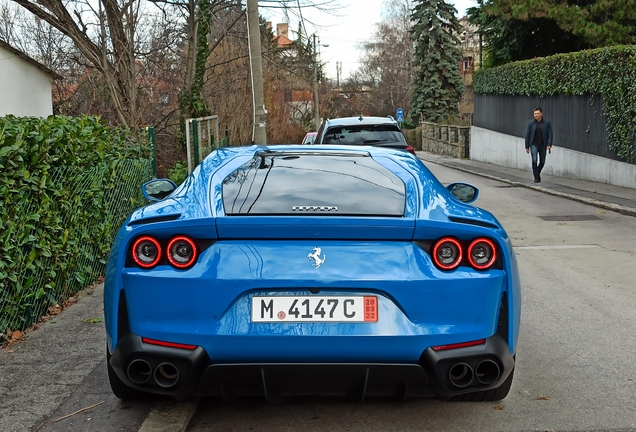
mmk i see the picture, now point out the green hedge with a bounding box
[474,45,636,161]
[404,126,424,151]
[0,115,153,333]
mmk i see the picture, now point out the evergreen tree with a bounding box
[486,0,636,47]
[468,1,590,66]
[410,0,464,123]
[470,0,636,66]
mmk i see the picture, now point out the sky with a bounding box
[261,0,478,81]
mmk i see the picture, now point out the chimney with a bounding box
[276,23,289,38]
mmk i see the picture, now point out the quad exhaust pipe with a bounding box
[127,359,152,384]
[126,359,180,388]
[475,359,501,385]
[155,362,180,388]
[448,363,474,388]
[448,360,501,388]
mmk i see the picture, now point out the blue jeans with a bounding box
[530,145,547,180]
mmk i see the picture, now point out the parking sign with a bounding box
[396,108,404,123]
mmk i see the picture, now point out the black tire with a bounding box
[107,348,151,400]
[448,367,515,402]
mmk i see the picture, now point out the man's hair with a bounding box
[534,107,543,113]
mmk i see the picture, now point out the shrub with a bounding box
[474,46,636,161]
[0,115,153,332]
[168,161,189,185]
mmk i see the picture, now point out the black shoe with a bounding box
[534,178,540,183]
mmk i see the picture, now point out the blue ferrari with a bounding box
[104,145,521,402]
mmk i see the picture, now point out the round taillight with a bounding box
[167,236,197,268]
[132,236,161,268]
[432,237,463,270]
[468,238,497,270]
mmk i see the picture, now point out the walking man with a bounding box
[525,107,553,183]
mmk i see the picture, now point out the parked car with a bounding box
[105,144,520,402]
[301,132,317,145]
[315,115,416,154]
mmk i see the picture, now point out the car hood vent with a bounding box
[128,214,181,226]
[448,216,499,229]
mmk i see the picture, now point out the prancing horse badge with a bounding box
[307,247,326,269]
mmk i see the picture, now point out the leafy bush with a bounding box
[168,161,189,185]
[403,126,424,151]
[401,119,419,130]
[0,115,153,332]
[474,45,636,161]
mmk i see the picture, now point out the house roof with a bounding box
[0,39,63,80]
[274,34,293,49]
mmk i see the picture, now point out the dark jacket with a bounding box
[525,119,553,149]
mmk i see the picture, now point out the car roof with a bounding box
[323,116,398,128]
[127,144,502,229]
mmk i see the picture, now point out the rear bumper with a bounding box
[109,333,514,401]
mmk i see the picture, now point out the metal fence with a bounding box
[474,93,634,164]
[185,116,230,174]
[0,159,154,334]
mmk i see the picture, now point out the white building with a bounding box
[0,40,61,117]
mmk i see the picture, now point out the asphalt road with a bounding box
[2,160,636,432]
[186,162,636,432]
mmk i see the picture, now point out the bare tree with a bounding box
[6,0,146,127]
[4,0,346,155]
[354,0,414,117]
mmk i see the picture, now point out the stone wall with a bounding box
[420,122,471,159]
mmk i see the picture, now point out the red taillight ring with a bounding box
[132,236,161,268]
[167,236,197,269]
[468,238,497,270]
[432,237,463,270]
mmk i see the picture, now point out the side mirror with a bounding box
[142,179,177,202]
[446,182,479,204]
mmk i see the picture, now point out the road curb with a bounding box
[418,155,636,218]
[137,399,199,432]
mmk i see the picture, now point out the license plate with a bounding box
[251,296,378,323]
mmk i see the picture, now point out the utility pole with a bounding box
[247,0,267,144]
[313,33,320,131]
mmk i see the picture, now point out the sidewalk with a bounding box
[0,284,107,432]
[416,151,636,217]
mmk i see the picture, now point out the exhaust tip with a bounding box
[448,363,474,388]
[155,362,180,388]
[475,359,501,386]
[127,359,152,384]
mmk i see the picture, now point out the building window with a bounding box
[462,57,473,72]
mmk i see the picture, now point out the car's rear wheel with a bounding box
[448,367,514,402]
[107,347,151,400]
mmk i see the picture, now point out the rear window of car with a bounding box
[222,152,405,216]
[302,133,316,145]
[322,125,406,146]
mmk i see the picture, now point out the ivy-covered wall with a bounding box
[474,46,636,162]
[0,115,154,333]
